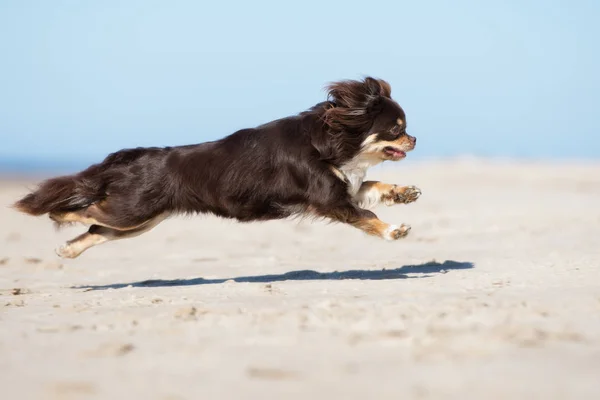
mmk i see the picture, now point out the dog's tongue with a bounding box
[385,147,406,158]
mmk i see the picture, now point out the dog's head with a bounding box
[311,77,416,165]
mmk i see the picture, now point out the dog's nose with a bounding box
[409,135,416,145]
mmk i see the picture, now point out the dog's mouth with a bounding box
[383,146,406,159]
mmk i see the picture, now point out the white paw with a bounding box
[383,224,411,241]
[55,245,78,259]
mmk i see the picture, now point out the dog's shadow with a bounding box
[74,260,474,291]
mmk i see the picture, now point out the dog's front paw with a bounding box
[384,185,421,205]
[383,224,411,241]
[55,244,79,259]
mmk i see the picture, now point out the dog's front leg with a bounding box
[317,203,411,241]
[354,181,421,210]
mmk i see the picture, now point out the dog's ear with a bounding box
[325,76,391,111]
[323,77,393,134]
[364,77,392,98]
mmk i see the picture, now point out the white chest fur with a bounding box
[339,156,382,196]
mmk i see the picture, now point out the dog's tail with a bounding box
[13,174,105,216]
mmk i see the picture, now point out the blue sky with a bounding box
[0,0,598,171]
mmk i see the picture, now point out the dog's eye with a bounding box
[390,126,401,136]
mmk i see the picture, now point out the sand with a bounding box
[1,158,599,400]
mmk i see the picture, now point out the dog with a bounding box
[13,77,420,258]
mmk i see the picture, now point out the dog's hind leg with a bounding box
[50,202,153,231]
[55,213,169,258]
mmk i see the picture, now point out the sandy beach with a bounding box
[1,158,599,400]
